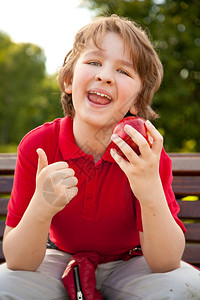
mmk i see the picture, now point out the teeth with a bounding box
[89,91,112,100]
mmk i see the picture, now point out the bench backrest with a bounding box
[0,153,200,266]
[169,153,200,268]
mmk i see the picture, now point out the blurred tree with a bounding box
[0,32,63,148]
[80,0,200,152]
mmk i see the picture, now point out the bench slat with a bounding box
[182,243,200,266]
[172,176,200,196]
[177,200,200,219]
[184,223,200,242]
[0,154,16,173]
[0,198,9,215]
[0,220,5,239]
[2,153,199,172]
[1,176,200,196]
[0,243,200,267]
[0,241,4,263]
[0,177,14,194]
[169,153,200,174]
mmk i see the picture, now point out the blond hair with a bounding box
[58,14,163,119]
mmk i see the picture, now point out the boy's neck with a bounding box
[72,118,113,162]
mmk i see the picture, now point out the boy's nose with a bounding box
[95,73,114,85]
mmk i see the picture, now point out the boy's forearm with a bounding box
[139,186,185,273]
[3,196,53,271]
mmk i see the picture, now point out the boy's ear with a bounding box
[65,84,72,94]
[130,105,138,115]
[64,79,72,94]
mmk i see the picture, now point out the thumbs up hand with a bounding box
[35,148,78,216]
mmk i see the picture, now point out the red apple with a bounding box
[112,116,153,157]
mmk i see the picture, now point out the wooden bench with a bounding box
[0,153,200,267]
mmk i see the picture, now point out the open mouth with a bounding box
[88,91,112,105]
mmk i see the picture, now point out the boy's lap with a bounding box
[101,257,200,299]
[0,254,199,299]
[0,262,69,300]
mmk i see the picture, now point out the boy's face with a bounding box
[65,31,142,131]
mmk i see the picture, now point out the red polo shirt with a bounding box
[6,117,185,256]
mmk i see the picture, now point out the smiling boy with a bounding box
[0,14,199,300]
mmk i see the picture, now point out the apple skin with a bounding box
[112,116,152,157]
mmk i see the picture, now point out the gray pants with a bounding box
[0,249,200,300]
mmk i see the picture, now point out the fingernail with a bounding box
[124,124,132,132]
[36,148,41,156]
[111,133,118,140]
[110,148,116,156]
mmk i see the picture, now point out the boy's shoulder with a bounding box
[20,118,63,146]
[18,118,65,163]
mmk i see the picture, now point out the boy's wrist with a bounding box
[137,177,166,207]
[30,192,59,222]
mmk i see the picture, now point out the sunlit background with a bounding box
[0,0,93,74]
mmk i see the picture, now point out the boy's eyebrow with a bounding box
[117,59,134,70]
[83,50,102,57]
[83,50,134,69]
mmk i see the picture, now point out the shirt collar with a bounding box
[59,116,115,163]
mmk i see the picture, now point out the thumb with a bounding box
[36,148,48,176]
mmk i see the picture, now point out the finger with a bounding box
[50,169,75,185]
[124,125,150,156]
[51,175,78,187]
[145,121,163,153]
[111,133,140,163]
[61,176,78,187]
[110,148,130,172]
[43,186,78,208]
[65,186,78,201]
[36,148,48,176]
[42,176,78,207]
[43,174,78,195]
[40,161,70,178]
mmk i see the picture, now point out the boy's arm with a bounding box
[110,121,185,273]
[3,149,78,271]
[138,177,185,273]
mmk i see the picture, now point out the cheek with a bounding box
[117,79,141,113]
[72,68,93,103]
[119,78,141,99]
[73,66,94,86]
[131,81,142,102]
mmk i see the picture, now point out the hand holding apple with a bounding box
[110,118,164,205]
[111,116,153,157]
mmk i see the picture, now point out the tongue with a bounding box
[88,93,110,105]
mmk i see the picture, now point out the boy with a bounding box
[0,14,199,299]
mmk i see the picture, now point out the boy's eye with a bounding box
[88,61,100,66]
[118,69,130,76]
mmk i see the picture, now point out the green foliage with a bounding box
[80,0,200,152]
[0,143,17,153]
[0,33,63,150]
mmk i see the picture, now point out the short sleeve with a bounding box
[6,119,61,228]
[6,143,38,227]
